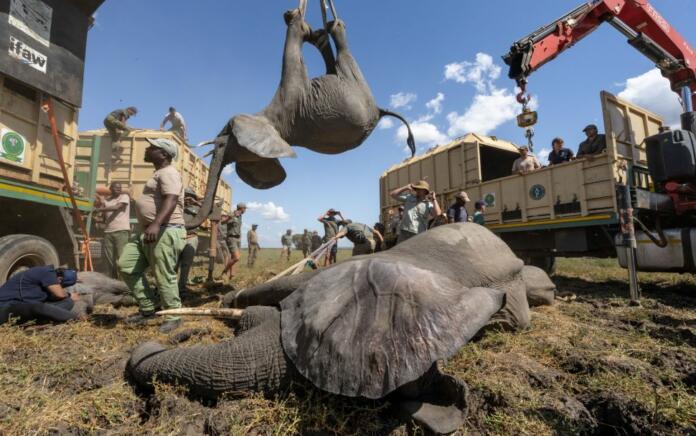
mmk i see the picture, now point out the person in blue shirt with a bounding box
[447,191,470,223]
[0,265,82,325]
[547,137,574,165]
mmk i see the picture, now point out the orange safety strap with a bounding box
[42,96,94,271]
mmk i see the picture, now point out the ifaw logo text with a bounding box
[8,35,47,73]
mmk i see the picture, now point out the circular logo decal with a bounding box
[529,184,546,200]
[484,193,495,207]
[2,131,24,157]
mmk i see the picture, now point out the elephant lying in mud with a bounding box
[189,0,415,228]
[128,224,556,434]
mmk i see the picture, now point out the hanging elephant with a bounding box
[189,0,415,229]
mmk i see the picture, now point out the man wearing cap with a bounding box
[511,145,541,174]
[333,220,384,256]
[577,124,607,158]
[220,203,247,280]
[247,224,260,268]
[390,180,442,244]
[160,106,188,141]
[118,137,186,333]
[318,208,343,265]
[94,182,131,279]
[0,265,80,322]
[280,229,293,262]
[178,188,202,296]
[547,137,574,165]
[473,200,486,225]
[103,106,137,144]
[447,191,470,224]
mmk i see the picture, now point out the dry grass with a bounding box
[0,252,694,435]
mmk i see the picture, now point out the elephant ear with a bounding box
[236,159,286,190]
[231,114,296,159]
[279,258,505,399]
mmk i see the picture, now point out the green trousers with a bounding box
[104,116,129,143]
[118,227,186,320]
[247,244,259,267]
[103,230,130,279]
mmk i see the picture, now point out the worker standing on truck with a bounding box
[247,224,260,268]
[390,180,442,244]
[118,138,186,334]
[511,145,541,174]
[333,220,383,256]
[95,182,131,279]
[160,106,188,141]
[447,191,470,223]
[220,203,246,280]
[576,124,607,158]
[280,229,293,262]
[178,188,202,296]
[547,137,574,165]
[103,106,137,144]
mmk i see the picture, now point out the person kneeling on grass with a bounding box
[0,265,85,325]
[333,220,383,256]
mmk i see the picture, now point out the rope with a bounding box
[42,97,93,271]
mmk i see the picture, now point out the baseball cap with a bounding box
[237,202,247,209]
[184,188,198,199]
[475,200,486,209]
[145,137,178,160]
[58,268,78,287]
[582,124,598,132]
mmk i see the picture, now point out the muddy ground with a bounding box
[0,252,694,435]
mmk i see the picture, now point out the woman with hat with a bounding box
[447,191,470,223]
[389,180,442,244]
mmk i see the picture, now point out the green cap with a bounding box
[146,137,178,159]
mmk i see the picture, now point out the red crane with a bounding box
[503,0,696,122]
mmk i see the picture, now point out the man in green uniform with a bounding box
[576,124,607,158]
[103,107,137,144]
[334,220,384,256]
[301,229,312,258]
[280,229,293,262]
[178,188,202,296]
[94,182,131,278]
[118,138,186,333]
[220,203,246,280]
[247,224,260,268]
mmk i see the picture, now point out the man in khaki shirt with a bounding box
[118,137,186,333]
[247,224,260,268]
[95,182,131,278]
[511,145,541,174]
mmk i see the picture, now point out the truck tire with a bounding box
[525,255,557,275]
[0,234,60,284]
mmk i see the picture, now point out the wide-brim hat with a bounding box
[412,180,431,192]
[455,191,470,202]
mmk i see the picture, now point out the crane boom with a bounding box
[503,0,696,110]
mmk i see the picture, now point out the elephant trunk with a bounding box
[127,311,293,400]
[187,135,228,230]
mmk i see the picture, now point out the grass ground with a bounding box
[0,251,694,435]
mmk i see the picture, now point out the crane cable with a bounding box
[42,96,94,271]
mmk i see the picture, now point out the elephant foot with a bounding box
[284,9,312,39]
[307,29,330,50]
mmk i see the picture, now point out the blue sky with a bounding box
[80,0,695,247]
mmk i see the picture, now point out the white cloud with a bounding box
[617,68,682,127]
[246,201,290,222]
[444,53,501,93]
[537,147,551,166]
[397,121,449,150]
[426,93,445,114]
[378,117,395,130]
[390,92,417,110]
[222,165,234,176]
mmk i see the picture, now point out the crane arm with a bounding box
[503,0,696,108]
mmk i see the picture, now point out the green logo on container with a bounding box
[484,193,496,207]
[529,184,546,200]
[0,131,26,163]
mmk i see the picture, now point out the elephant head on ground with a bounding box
[189,0,415,229]
[127,224,556,433]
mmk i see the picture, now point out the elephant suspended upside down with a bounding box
[127,224,557,434]
[189,0,415,229]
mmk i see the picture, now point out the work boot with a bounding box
[125,311,156,326]
[159,318,182,334]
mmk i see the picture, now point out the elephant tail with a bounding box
[379,108,415,157]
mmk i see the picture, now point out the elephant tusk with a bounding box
[193,139,216,148]
[156,308,245,319]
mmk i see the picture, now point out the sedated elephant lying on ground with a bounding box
[188,0,415,229]
[66,271,136,307]
[127,224,556,434]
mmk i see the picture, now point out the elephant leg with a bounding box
[127,312,294,401]
[307,29,336,75]
[234,306,280,335]
[326,20,369,84]
[224,270,319,308]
